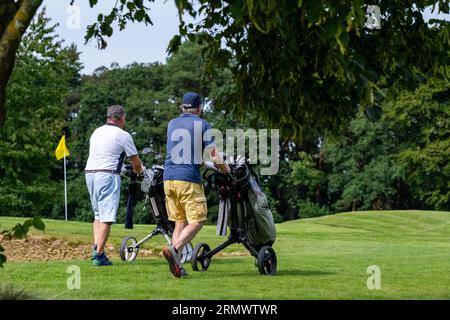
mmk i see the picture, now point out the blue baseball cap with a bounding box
[181,92,202,108]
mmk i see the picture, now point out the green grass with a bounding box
[1,210,450,299]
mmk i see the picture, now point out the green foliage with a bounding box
[325,113,405,211]
[75,1,450,221]
[0,216,45,268]
[287,151,330,217]
[1,216,45,240]
[384,81,450,210]
[290,152,327,199]
[283,79,450,217]
[0,9,81,217]
[2,8,449,225]
[296,200,330,219]
[286,111,406,215]
[82,0,450,138]
[172,0,450,138]
[262,157,302,221]
[83,0,154,49]
[163,41,208,96]
[64,41,231,222]
[49,170,92,222]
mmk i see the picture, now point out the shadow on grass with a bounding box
[274,269,336,276]
[223,270,336,277]
[202,258,336,277]
[0,283,39,300]
[125,258,336,278]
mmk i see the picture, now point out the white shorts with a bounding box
[85,172,121,223]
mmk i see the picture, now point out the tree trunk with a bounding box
[0,88,5,125]
[315,184,323,205]
[0,0,43,126]
[314,149,325,205]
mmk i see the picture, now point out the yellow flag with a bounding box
[55,135,70,160]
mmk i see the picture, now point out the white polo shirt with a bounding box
[85,123,138,173]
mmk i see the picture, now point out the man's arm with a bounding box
[129,155,144,175]
[121,131,144,175]
[209,148,230,174]
[203,120,230,174]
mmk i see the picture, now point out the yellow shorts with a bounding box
[164,180,208,223]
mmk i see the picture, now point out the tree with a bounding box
[0,0,156,126]
[0,0,44,125]
[325,113,405,212]
[2,0,449,138]
[0,9,82,217]
[285,79,450,216]
[384,80,450,210]
[61,41,236,223]
[60,61,169,221]
[171,0,450,138]
[289,151,330,218]
[82,0,450,138]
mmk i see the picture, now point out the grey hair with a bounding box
[180,104,201,114]
[181,107,197,113]
[107,105,125,120]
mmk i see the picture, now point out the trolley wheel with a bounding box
[191,242,211,272]
[180,242,193,264]
[119,236,138,262]
[257,246,277,275]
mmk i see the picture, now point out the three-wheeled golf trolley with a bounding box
[191,159,277,275]
[119,164,193,263]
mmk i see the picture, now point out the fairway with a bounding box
[1,210,450,299]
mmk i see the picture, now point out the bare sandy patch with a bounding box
[0,235,247,261]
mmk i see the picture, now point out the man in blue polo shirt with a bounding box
[162,92,229,277]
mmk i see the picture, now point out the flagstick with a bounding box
[64,150,68,221]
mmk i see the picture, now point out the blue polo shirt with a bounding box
[163,113,215,184]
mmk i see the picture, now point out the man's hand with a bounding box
[216,163,231,174]
[129,155,144,175]
[209,148,230,174]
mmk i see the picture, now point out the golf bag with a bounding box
[216,164,276,248]
[120,165,193,263]
[191,161,278,275]
[124,165,173,230]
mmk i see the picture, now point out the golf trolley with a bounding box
[119,164,193,263]
[191,161,277,275]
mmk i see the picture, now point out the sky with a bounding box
[42,1,449,75]
[43,0,183,74]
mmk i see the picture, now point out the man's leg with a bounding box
[172,221,204,253]
[95,173,119,256]
[96,222,112,254]
[93,219,100,247]
[163,180,187,277]
[174,182,207,251]
[86,173,99,253]
[172,220,188,255]
[172,182,207,257]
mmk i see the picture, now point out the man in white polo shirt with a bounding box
[85,105,144,266]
